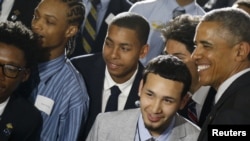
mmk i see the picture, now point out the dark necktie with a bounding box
[187,98,198,124]
[172,7,186,19]
[105,85,121,112]
[82,0,99,53]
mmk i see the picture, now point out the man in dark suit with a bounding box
[0,21,42,141]
[69,0,132,57]
[192,8,250,141]
[71,12,149,140]
[0,0,40,28]
[161,14,216,127]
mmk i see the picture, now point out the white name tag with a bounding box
[35,95,54,115]
[105,13,115,25]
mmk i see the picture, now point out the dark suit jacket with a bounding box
[198,71,250,141]
[69,0,132,57]
[7,0,40,28]
[0,95,42,141]
[71,53,143,140]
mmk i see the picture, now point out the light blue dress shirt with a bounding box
[32,55,89,141]
[129,0,205,66]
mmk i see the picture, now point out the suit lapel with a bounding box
[124,62,143,109]
[199,87,216,127]
[199,71,250,141]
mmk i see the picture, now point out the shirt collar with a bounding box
[38,55,66,82]
[104,65,138,92]
[192,86,210,105]
[215,68,250,103]
[0,97,10,115]
[138,113,175,141]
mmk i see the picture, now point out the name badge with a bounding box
[35,95,54,115]
[105,13,115,25]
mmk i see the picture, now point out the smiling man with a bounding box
[71,12,149,140]
[192,8,250,141]
[86,55,200,141]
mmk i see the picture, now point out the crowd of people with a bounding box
[0,0,250,141]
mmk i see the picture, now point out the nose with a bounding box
[111,47,119,59]
[151,99,162,113]
[0,67,5,80]
[31,18,42,32]
[191,46,202,60]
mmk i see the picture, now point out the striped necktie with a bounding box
[82,0,99,53]
[172,7,186,19]
[187,99,198,124]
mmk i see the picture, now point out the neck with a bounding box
[176,0,194,6]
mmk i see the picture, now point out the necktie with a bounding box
[82,0,99,53]
[105,85,121,112]
[187,98,198,124]
[172,7,186,19]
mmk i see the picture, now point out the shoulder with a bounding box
[129,0,158,11]
[96,109,140,124]
[175,114,200,133]
[70,53,102,64]
[8,96,42,122]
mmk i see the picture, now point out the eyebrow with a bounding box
[106,37,132,47]
[35,8,58,21]
[146,89,175,100]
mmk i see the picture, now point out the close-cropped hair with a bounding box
[202,7,250,45]
[108,12,150,46]
[142,55,192,98]
[0,21,38,68]
[161,14,201,53]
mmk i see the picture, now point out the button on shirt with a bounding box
[129,0,205,66]
[135,114,175,141]
[32,55,89,141]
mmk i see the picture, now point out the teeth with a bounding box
[198,65,210,72]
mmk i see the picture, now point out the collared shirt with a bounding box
[82,0,110,33]
[192,86,210,119]
[0,0,14,22]
[135,114,175,141]
[129,0,205,66]
[215,68,250,104]
[0,97,9,115]
[32,55,89,141]
[102,65,138,112]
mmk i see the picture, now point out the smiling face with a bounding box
[192,21,242,89]
[103,25,148,83]
[139,73,186,137]
[165,39,200,93]
[0,43,29,103]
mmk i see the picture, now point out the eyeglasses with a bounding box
[0,64,26,78]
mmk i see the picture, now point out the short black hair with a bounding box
[109,12,150,46]
[143,55,192,98]
[0,21,38,68]
[161,14,201,53]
